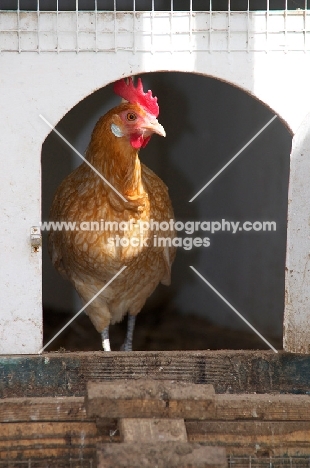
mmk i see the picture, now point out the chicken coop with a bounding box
[1,0,310,466]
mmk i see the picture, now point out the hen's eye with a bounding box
[127,112,137,121]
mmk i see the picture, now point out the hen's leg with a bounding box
[120,314,136,351]
[101,327,111,351]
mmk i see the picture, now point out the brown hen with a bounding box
[48,77,176,351]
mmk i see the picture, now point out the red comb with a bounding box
[113,77,159,118]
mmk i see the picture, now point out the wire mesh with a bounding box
[0,1,309,11]
[0,0,309,52]
[0,456,310,468]
[228,457,310,468]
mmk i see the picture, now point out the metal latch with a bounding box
[30,226,42,253]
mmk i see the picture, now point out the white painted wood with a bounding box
[284,112,310,353]
[0,10,310,353]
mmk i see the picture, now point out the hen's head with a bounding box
[110,77,165,149]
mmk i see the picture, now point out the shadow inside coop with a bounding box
[43,305,282,352]
[42,72,290,353]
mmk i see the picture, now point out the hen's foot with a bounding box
[101,327,111,351]
[120,314,136,351]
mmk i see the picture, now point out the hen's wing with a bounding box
[48,165,96,279]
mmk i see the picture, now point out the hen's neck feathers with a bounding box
[86,105,146,201]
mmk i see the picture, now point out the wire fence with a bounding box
[0,1,309,53]
[229,457,310,468]
[0,1,309,12]
[0,456,310,468]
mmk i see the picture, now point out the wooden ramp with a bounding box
[1,351,310,465]
[87,380,226,467]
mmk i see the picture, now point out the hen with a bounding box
[48,77,176,351]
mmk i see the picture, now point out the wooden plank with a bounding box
[0,421,98,443]
[119,418,188,442]
[86,381,310,422]
[214,394,310,421]
[0,449,95,463]
[1,393,309,424]
[85,380,215,419]
[97,442,227,468]
[186,421,310,456]
[0,396,87,422]
[0,421,98,460]
[1,394,310,459]
[2,351,310,398]
[0,458,95,468]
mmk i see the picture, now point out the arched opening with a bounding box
[41,71,291,352]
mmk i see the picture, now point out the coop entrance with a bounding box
[41,72,291,353]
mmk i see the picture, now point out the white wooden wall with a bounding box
[1,10,310,353]
[284,112,310,353]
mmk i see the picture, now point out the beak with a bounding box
[143,119,166,138]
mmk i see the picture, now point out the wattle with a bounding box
[130,134,151,149]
